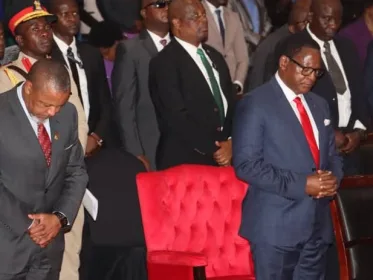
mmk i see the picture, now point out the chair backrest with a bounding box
[136,164,254,278]
[331,176,373,280]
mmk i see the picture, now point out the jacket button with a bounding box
[217,127,222,132]
[214,107,218,112]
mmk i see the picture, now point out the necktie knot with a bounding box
[197,48,204,57]
[67,47,73,56]
[215,9,221,16]
[160,39,167,47]
[323,41,331,52]
[293,96,301,105]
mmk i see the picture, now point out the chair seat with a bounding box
[209,275,254,280]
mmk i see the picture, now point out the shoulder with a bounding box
[118,37,142,53]
[308,91,328,107]
[78,42,101,57]
[334,35,356,51]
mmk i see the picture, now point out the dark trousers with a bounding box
[251,236,329,280]
[0,250,59,280]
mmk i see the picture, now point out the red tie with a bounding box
[293,97,319,169]
[38,123,52,166]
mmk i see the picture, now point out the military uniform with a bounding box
[3,2,88,280]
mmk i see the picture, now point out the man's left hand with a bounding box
[213,139,232,166]
[28,213,61,248]
[340,131,361,154]
[85,135,100,157]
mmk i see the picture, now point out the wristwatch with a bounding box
[54,212,69,231]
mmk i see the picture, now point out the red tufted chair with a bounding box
[136,164,255,280]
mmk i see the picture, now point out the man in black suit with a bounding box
[296,0,370,279]
[46,0,111,279]
[302,0,369,176]
[149,0,235,170]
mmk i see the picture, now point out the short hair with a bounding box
[277,32,320,59]
[88,21,123,48]
[27,59,71,93]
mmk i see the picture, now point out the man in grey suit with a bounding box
[0,59,88,280]
[112,0,171,170]
[248,0,311,90]
[228,0,272,52]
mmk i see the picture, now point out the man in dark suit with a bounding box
[303,0,369,175]
[248,0,311,91]
[233,33,343,279]
[112,0,171,171]
[149,0,235,169]
[46,0,111,279]
[0,59,87,279]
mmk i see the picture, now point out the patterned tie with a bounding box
[323,41,346,94]
[215,9,225,45]
[67,47,84,106]
[160,39,167,47]
[293,97,319,169]
[38,123,52,166]
[197,48,225,125]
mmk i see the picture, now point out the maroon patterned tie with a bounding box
[38,123,51,166]
[160,39,167,47]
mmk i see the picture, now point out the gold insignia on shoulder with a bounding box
[34,0,42,11]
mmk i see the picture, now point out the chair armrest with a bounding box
[148,250,208,267]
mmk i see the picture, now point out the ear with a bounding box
[172,18,180,30]
[24,80,33,95]
[15,35,24,47]
[279,55,289,71]
[140,8,146,20]
[307,12,313,23]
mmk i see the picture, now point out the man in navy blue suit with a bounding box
[233,33,343,279]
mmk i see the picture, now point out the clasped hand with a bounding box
[28,213,61,248]
[213,139,232,166]
[306,170,338,199]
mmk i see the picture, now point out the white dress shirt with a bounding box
[276,73,319,148]
[147,30,171,52]
[175,37,228,116]
[53,34,90,121]
[17,83,51,139]
[306,25,365,130]
[205,1,225,30]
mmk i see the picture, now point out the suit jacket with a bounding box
[0,52,89,150]
[228,0,272,48]
[203,1,249,86]
[85,148,146,247]
[233,78,343,246]
[248,24,291,91]
[0,87,88,274]
[111,30,161,169]
[300,30,370,130]
[51,40,112,140]
[149,39,235,169]
[364,41,373,119]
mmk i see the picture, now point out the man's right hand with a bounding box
[137,155,151,171]
[306,171,337,198]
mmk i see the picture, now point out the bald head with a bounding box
[309,0,342,41]
[28,59,70,94]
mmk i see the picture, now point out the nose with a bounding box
[40,28,51,38]
[47,107,57,117]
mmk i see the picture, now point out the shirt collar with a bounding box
[205,1,223,14]
[53,33,77,55]
[275,72,304,103]
[306,24,332,48]
[174,36,202,59]
[147,30,170,45]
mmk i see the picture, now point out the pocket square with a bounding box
[324,119,331,126]
[64,144,74,151]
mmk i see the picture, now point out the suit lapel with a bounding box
[270,78,316,165]
[7,88,47,167]
[223,8,234,48]
[141,30,158,58]
[51,41,67,67]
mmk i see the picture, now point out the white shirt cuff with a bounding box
[353,120,366,130]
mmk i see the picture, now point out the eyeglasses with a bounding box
[144,0,171,9]
[287,56,325,78]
